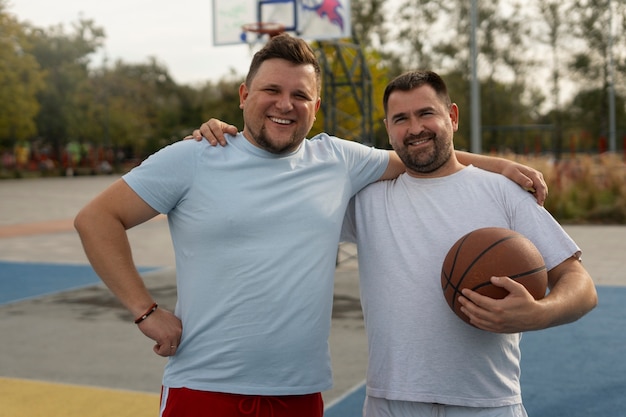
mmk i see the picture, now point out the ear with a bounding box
[449,103,459,132]
[239,83,248,109]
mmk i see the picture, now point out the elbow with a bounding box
[74,210,85,236]
[74,207,93,237]
[576,281,599,320]
[587,285,599,313]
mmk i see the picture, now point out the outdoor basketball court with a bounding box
[2,1,624,415]
[1,176,625,416]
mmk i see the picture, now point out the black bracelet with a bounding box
[134,302,158,324]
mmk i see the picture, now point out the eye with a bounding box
[293,92,312,101]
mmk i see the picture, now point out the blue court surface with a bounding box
[1,260,623,416]
[0,261,157,305]
[325,285,625,417]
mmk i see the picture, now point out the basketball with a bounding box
[441,227,548,325]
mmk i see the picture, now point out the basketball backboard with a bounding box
[212,0,351,46]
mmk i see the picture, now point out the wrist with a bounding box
[134,302,158,324]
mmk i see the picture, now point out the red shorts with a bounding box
[160,386,324,417]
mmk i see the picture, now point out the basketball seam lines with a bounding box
[447,235,518,310]
[471,265,547,291]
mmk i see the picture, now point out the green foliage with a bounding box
[26,19,105,159]
[314,40,384,144]
[509,153,626,224]
[1,0,624,180]
[198,73,245,137]
[350,0,388,46]
[0,5,45,143]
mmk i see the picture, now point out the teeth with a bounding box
[408,138,429,145]
[270,117,292,125]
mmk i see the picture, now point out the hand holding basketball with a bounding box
[441,227,548,328]
[458,275,547,333]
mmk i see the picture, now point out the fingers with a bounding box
[459,276,537,333]
[523,169,548,206]
[458,291,506,332]
[205,119,238,146]
[528,178,547,206]
[136,307,183,357]
[203,120,225,146]
[191,129,203,141]
[153,340,180,357]
[460,277,525,305]
[186,119,238,147]
[181,129,203,142]
[488,276,525,294]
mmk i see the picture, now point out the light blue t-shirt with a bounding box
[123,133,388,395]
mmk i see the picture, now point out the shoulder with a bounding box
[307,133,374,151]
[356,175,396,199]
[128,140,210,178]
[465,165,521,187]
[149,138,205,158]
[306,133,387,161]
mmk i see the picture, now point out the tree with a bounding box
[28,18,105,160]
[84,58,186,157]
[351,0,389,47]
[569,0,626,142]
[0,1,45,145]
[197,71,245,140]
[534,1,577,159]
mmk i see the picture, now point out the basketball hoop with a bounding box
[241,22,286,52]
[242,22,286,38]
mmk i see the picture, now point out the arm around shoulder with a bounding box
[455,150,548,205]
[378,150,406,180]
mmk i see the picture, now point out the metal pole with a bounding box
[607,0,616,152]
[470,0,482,154]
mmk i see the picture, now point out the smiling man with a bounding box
[75,35,548,417]
[238,51,320,154]
[341,70,597,417]
[75,34,403,417]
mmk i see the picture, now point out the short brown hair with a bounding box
[246,33,321,94]
[383,71,452,115]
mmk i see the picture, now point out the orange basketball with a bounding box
[441,227,548,325]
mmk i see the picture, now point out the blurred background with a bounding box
[1,0,625,223]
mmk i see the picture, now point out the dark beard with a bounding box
[396,134,452,174]
[252,126,300,155]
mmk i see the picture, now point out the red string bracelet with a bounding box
[134,302,158,324]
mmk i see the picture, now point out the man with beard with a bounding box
[75,34,398,417]
[75,33,547,417]
[340,70,597,416]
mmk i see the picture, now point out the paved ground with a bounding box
[0,176,366,416]
[0,175,624,416]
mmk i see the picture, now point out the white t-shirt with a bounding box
[123,133,388,395]
[342,166,580,407]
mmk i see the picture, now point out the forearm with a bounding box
[378,151,406,180]
[455,150,506,173]
[537,260,598,329]
[75,210,155,318]
[455,150,547,204]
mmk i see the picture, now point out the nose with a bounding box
[275,93,294,112]
[408,116,423,135]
